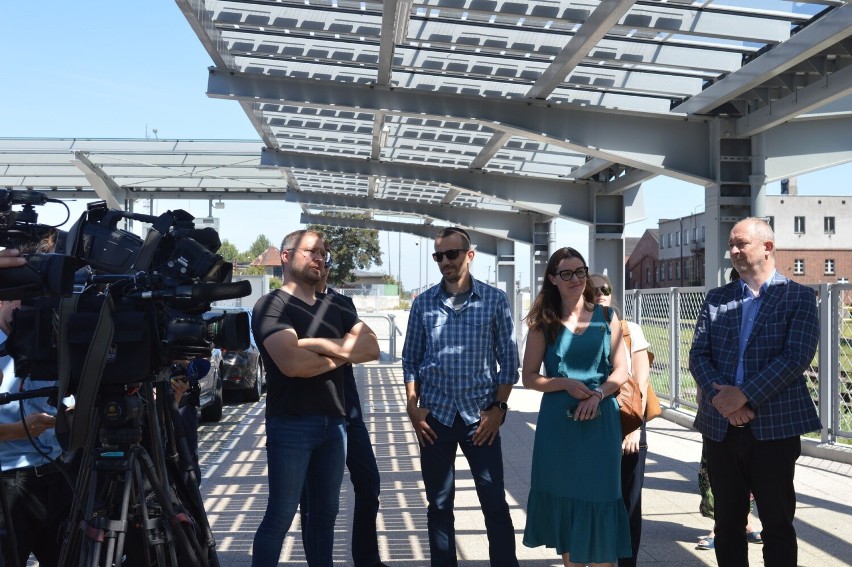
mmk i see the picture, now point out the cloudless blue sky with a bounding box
[3,1,850,292]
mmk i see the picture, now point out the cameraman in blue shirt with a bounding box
[402,227,520,567]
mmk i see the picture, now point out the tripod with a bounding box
[59,377,219,567]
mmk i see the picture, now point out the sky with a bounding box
[3,1,850,293]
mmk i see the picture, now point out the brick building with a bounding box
[647,191,852,289]
[625,229,660,290]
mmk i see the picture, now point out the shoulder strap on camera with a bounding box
[55,294,115,452]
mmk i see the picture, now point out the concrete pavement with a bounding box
[199,359,852,566]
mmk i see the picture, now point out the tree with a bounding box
[307,214,383,285]
[217,240,241,264]
[248,235,273,261]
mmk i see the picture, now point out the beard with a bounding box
[290,262,321,285]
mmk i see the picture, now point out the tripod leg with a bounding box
[153,383,219,567]
[60,416,101,567]
[137,448,204,567]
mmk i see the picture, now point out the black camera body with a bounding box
[2,194,251,392]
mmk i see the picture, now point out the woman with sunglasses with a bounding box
[521,247,632,567]
[591,273,651,567]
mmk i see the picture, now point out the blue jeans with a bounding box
[302,373,382,566]
[421,413,518,567]
[252,414,346,567]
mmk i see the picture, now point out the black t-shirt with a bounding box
[252,289,358,418]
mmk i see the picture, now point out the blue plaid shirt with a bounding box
[402,277,520,427]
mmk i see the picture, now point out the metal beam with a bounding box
[285,190,540,243]
[673,4,852,115]
[300,214,501,256]
[72,151,125,210]
[207,69,713,184]
[528,0,636,99]
[736,61,852,137]
[261,148,594,221]
[570,158,615,180]
[763,115,852,181]
[470,131,513,170]
[377,0,412,85]
[599,169,657,196]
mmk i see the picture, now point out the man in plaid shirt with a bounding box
[402,226,520,567]
[689,217,821,567]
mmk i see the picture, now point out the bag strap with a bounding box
[620,319,633,354]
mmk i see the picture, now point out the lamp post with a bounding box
[425,239,430,291]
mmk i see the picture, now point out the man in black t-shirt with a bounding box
[250,229,379,567]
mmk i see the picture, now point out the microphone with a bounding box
[186,358,211,381]
[136,281,252,302]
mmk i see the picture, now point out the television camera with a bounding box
[0,189,250,567]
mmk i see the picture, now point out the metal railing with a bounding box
[359,313,402,362]
[623,284,852,445]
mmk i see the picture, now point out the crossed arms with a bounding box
[263,321,380,378]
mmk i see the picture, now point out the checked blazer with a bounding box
[689,272,821,442]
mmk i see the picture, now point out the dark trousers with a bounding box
[420,413,518,567]
[345,413,382,566]
[0,465,72,567]
[178,404,201,485]
[704,427,801,567]
[302,370,382,567]
[618,423,647,567]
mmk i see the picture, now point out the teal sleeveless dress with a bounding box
[523,305,632,563]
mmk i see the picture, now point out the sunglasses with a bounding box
[554,266,589,281]
[432,248,468,262]
[595,286,612,296]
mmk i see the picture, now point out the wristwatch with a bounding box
[593,387,604,400]
[487,401,509,424]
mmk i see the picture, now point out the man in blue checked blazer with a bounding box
[690,217,821,567]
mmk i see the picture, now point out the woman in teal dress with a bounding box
[522,247,633,567]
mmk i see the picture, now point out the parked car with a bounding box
[197,347,224,422]
[205,307,264,403]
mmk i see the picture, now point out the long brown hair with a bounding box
[525,247,596,343]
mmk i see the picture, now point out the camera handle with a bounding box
[0,385,56,406]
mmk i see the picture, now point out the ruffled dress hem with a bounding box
[523,491,633,564]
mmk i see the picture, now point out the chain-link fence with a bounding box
[624,284,852,445]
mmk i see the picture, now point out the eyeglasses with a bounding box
[554,266,589,281]
[595,286,612,296]
[289,248,332,264]
[432,248,468,262]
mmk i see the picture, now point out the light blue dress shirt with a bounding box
[734,271,775,387]
[0,329,62,471]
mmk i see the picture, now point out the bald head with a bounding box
[729,217,776,287]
